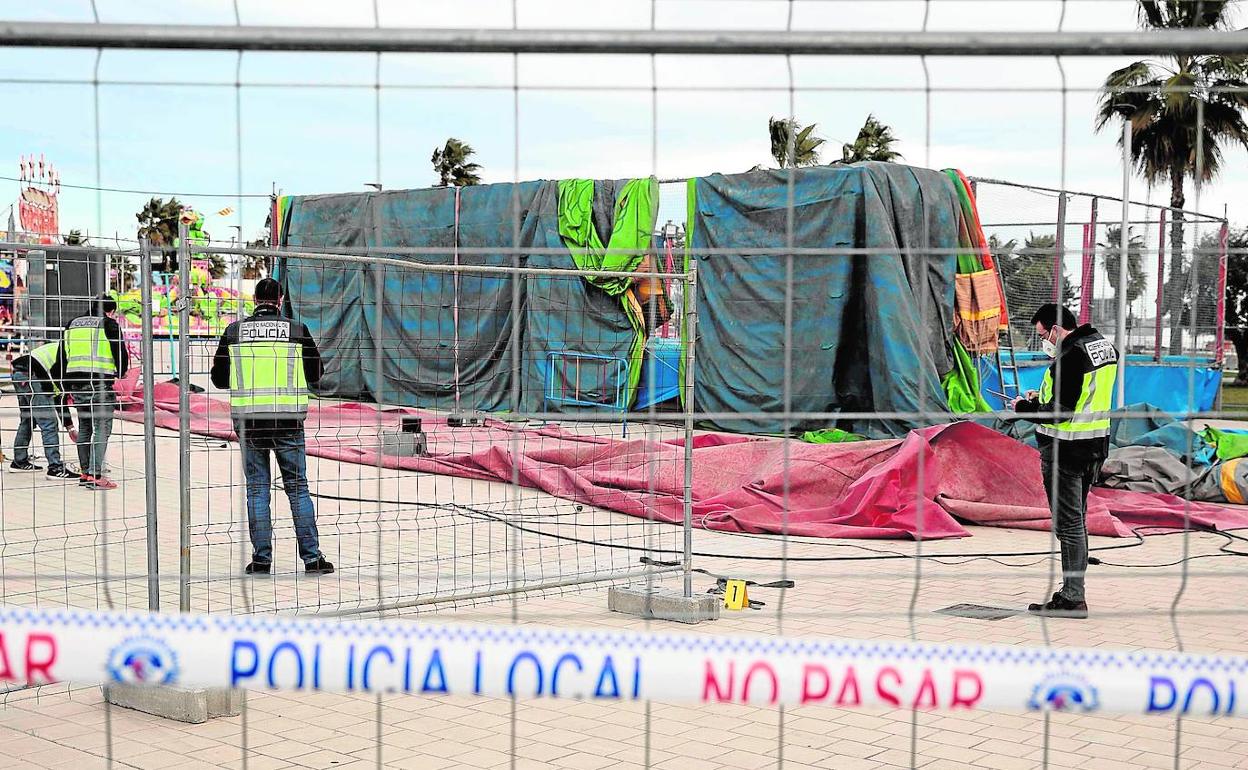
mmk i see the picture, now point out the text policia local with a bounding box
[226,639,987,709]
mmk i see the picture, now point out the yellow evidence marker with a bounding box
[723,579,749,610]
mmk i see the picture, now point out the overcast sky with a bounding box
[1,0,1244,247]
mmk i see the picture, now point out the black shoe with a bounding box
[46,466,78,479]
[245,561,271,575]
[304,557,334,575]
[1028,592,1089,619]
[8,460,42,472]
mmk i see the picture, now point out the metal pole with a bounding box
[1155,210,1167,361]
[139,242,160,612]
[234,243,244,325]
[199,245,687,280]
[681,258,698,599]
[5,22,1248,56]
[1053,194,1066,303]
[452,187,462,415]
[177,222,192,612]
[1116,119,1131,406]
[1078,199,1098,325]
[373,265,385,607]
[1215,221,1230,366]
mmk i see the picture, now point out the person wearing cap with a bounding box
[210,278,333,576]
[8,339,76,478]
[57,293,128,491]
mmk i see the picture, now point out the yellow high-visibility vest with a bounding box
[29,342,63,394]
[63,316,116,377]
[228,318,308,421]
[1037,334,1119,440]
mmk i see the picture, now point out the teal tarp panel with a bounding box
[979,352,1220,415]
[278,179,651,414]
[686,162,961,436]
[281,193,373,400]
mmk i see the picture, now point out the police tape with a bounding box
[0,607,1243,717]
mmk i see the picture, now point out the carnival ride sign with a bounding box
[15,155,60,245]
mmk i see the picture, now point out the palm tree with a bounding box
[1099,226,1148,341]
[1210,227,1248,382]
[62,229,88,246]
[431,138,483,187]
[1099,225,1148,306]
[136,197,184,272]
[841,114,903,163]
[136,197,183,248]
[1095,0,1248,354]
[768,117,825,168]
[995,231,1076,345]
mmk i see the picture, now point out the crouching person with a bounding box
[9,340,76,479]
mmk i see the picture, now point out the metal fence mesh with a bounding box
[0,5,1245,770]
[975,179,1228,360]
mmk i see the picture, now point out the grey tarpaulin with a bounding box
[685,162,960,436]
[1100,446,1228,502]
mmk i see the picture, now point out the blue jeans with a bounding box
[13,371,62,468]
[70,381,115,477]
[236,423,322,565]
[1040,453,1099,603]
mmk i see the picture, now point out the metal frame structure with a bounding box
[4,21,1248,56]
[0,13,1244,770]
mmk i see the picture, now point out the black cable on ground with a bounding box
[296,485,1247,569]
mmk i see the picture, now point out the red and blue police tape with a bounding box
[0,607,1240,717]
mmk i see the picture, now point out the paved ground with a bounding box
[0,395,1246,769]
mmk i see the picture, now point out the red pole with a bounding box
[1078,197,1098,324]
[1215,221,1230,365]
[270,195,279,248]
[1053,193,1066,303]
[1154,210,1166,361]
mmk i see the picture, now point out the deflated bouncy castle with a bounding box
[276,177,659,415]
[275,161,1002,437]
[120,160,1246,541]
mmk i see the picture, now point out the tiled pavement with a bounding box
[0,404,1246,769]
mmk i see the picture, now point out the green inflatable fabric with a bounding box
[943,338,993,414]
[801,427,866,444]
[1201,426,1248,462]
[557,178,658,296]
[556,177,660,405]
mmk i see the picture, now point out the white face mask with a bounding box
[1041,335,1057,358]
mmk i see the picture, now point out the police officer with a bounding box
[8,340,76,478]
[58,294,128,490]
[1012,304,1119,619]
[210,278,333,576]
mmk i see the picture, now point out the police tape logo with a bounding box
[107,637,180,686]
[1027,672,1099,713]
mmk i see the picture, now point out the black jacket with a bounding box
[56,314,129,383]
[11,349,61,384]
[211,304,323,433]
[1013,324,1116,467]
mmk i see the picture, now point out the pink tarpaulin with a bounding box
[116,375,1248,541]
